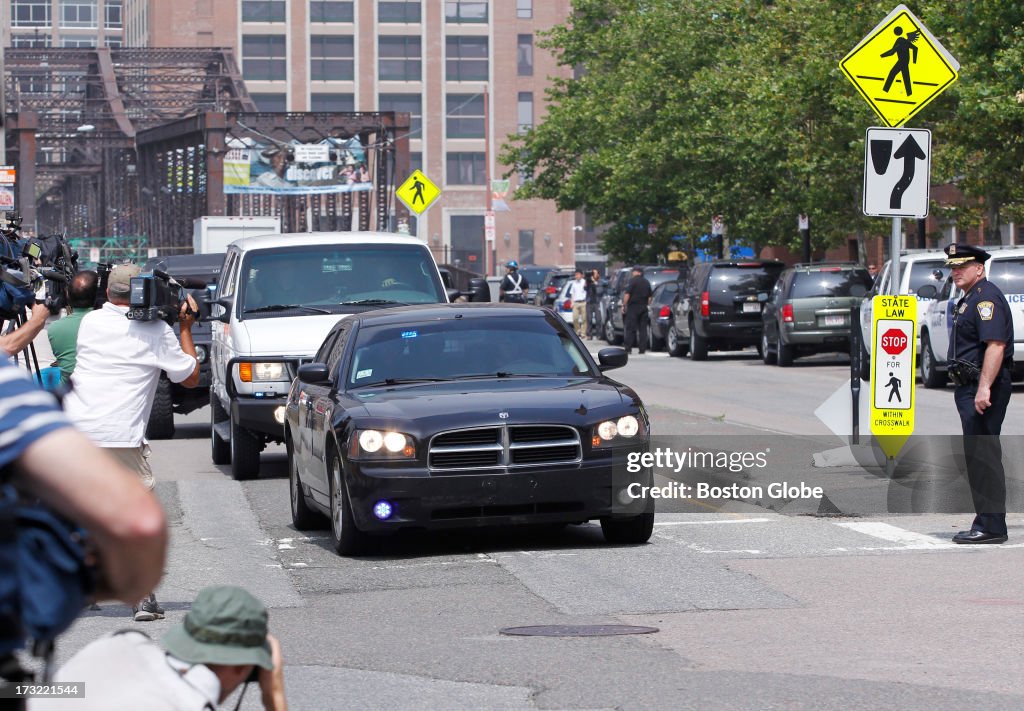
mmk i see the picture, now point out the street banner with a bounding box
[224,136,373,195]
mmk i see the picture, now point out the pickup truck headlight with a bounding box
[194,345,207,364]
[349,429,416,460]
[592,415,646,448]
[238,362,288,382]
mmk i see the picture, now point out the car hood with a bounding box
[345,377,637,430]
[239,314,348,357]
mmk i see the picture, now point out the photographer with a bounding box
[45,270,98,385]
[63,264,199,622]
[0,304,50,358]
[1,360,167,702]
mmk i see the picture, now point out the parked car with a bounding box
[761,263,873,367]
[552,279,575,325]
[534,269,575,307]
[669,259,785,360]
[140,252,224,439]
[602,266,681,344]
[647,280,682,352]
[285,304,653,555]
[917,246,1024,387]
[209,232,453,480]
[857,249,949,379]
[518,265,558,297]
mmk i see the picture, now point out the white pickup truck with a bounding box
[917,247,1024,387]
[209,231,471,480]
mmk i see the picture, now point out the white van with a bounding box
[208,232,454,480]
[918,246,1024,387]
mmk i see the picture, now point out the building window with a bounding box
[517,0,532,19]
[379,36,422,81]
[446,93,484,138]
[445,1,487,23]
[105,38,122,47]
[311,93,354,111]
[518,230,535,264]
[250,93,287,112]
[242,0,286,22]
[446,36,488,82]
[517,34,533,76]
[310,1,354,23]
[62,38,97,47]
[378,1,420,23]
[380,93,423,137]
[11,34,52,47]
[105,0,122,28]
[242,35,287,81]
[410,151,423,174]
[450,215,485,268]
[446,152,485,185]
[517,92,533,133]
[61,0,97,28]
[310,35,354,81]
[11,0,50,27]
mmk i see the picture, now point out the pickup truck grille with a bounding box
[429,425,581,472]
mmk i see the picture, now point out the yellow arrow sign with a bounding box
[870,295,917,457]
[396,170,441,216]
[840,4,960,127]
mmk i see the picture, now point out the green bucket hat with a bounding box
[163,586,273,670]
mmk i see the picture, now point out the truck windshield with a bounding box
[240,244,445,315]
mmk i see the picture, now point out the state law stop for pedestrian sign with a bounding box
[870,295,916,457]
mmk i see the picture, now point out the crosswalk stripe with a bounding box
[834,521,956,549]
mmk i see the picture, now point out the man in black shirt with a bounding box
[499,261,529,304]
[622,266,653,354]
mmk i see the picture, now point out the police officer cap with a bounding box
[506,260,518,269]
[944,243,990,266]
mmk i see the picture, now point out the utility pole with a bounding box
[483,85,494,276]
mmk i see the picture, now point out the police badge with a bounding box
[978,301,995,320]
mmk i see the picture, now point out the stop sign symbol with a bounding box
[881,328,908,355]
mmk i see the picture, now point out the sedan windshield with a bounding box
[348,316,593,387]
[240,244,445,314]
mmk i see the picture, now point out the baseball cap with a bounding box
[162,586,273,670]
[107,263,141,297]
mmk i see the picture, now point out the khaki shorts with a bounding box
[105,444,155,491]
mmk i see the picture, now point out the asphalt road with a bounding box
[45,345,1024,710]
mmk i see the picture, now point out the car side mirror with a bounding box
[916,284,938,299]
[297,362,331,385]
[466,278,490,303]
[597,347,628,371]
[210,296,232,323]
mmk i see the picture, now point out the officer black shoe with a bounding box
[952,530,1008,544]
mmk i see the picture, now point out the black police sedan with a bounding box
[285,304,653,555]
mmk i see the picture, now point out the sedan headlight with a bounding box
[238,362,289,382]
[349,429,416,460]
[592,415,646,448]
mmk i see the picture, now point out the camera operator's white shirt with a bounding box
[62,302,197,447]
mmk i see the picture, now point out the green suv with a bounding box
[761,263,873,367]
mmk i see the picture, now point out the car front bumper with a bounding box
[344,455,652,532]
[232,396,287,440]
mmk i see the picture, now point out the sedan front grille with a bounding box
[429,425,582,472]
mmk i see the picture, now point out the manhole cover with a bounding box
[499,625,659,637]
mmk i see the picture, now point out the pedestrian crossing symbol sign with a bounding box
[839,4,960,128]
[396,170,441,216]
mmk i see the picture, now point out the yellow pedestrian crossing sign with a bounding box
[396,170,441,216]
[840,4,960,127]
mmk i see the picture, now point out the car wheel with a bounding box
[920,331,949,388]
[289,439,324,531]
[604,316,622,345]
[145,377,175,440]
[689,319,708,361]
[210,390,230,465]
[600,511,655,544]
[328,452,371,556]
[666,322,687,357]
[777,338,795,367]
[229,411,261,481]
[761,330,777,365]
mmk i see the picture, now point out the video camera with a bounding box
[127,269,203,325]
[0,212,80,316]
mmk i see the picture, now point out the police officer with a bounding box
[499,261,529,304]
[945,243,1013,544]
[622,265,653,355]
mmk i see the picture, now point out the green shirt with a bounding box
[46,309,89,385]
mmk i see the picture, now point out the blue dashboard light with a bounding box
[373,500,394,520]
[401,330,419,339]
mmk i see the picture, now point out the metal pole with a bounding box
[890,217,901,295]
[850,304,861,445]
[483,86,493,276]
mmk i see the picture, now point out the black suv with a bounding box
[668,259,784,360]
[602,265,682,344]
[761,263,872,367]
[534,269,575,307]
[141,252,223,439]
